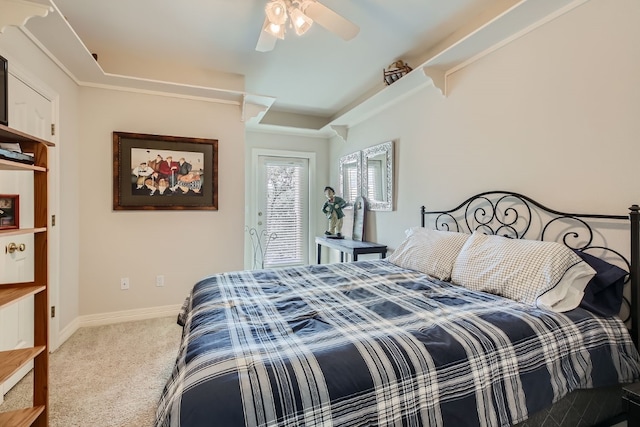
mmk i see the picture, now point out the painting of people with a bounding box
[113,132,218,210]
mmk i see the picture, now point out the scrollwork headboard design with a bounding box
[420,190,640,348]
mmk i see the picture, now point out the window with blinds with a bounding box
[262,157,309,268]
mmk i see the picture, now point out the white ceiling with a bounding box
[16,0,583,133]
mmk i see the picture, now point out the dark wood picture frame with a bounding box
[0,194,19,229]
[113,132,218,210]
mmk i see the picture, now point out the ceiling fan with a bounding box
[256,0,360,52]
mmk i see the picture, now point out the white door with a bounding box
[0,71,54,399]
[252,154,311,269]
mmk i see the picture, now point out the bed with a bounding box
[155,191,640,427]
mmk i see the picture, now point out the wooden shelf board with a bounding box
[0,124,54,147]
[0,346,46,384]
[0,285,45,309]
[0,406,45,427]
[0,227,47,237]
[0,158,46,172]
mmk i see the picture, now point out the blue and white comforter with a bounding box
[155,260,640,427]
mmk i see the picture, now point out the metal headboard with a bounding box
[420,190,640,348]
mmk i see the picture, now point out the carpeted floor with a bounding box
[0,316,182,427]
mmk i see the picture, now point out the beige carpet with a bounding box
[0,316,182,427]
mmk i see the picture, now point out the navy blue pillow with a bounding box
[573,250,627,316]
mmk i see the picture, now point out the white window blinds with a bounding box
[262,157,308,267]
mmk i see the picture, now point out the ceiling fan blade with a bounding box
[256,18,278,52]
[303,1,360,41]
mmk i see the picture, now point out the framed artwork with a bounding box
[0,194,19,229]
[113,132,218,210]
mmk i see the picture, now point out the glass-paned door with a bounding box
[255,155,310,268]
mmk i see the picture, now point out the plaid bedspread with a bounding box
[155,260,640,427]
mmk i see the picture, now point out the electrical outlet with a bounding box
[156,275,164,287]
[120,277,130,290]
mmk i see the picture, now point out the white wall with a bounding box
[78,87,245,315]
[332,0,640,253]
[0,27,81,333]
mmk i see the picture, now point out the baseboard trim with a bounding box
[56,305,182,350]
[58,317,80,348]
[79,304,182,327]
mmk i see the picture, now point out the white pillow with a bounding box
[451,231,596,312]
[387,228,470,280]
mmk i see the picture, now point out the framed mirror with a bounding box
[339,151,361,208]
[362,141,394,211]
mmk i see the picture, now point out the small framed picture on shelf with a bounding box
[0,194,19,230]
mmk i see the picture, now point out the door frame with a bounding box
[247,148,316,269]
[7,56,61,352]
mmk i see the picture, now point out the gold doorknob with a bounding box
[6,242,26,254]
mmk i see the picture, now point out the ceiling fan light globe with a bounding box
[265,22,285,39]
[265,0,288,25]
[291,8,313,36]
